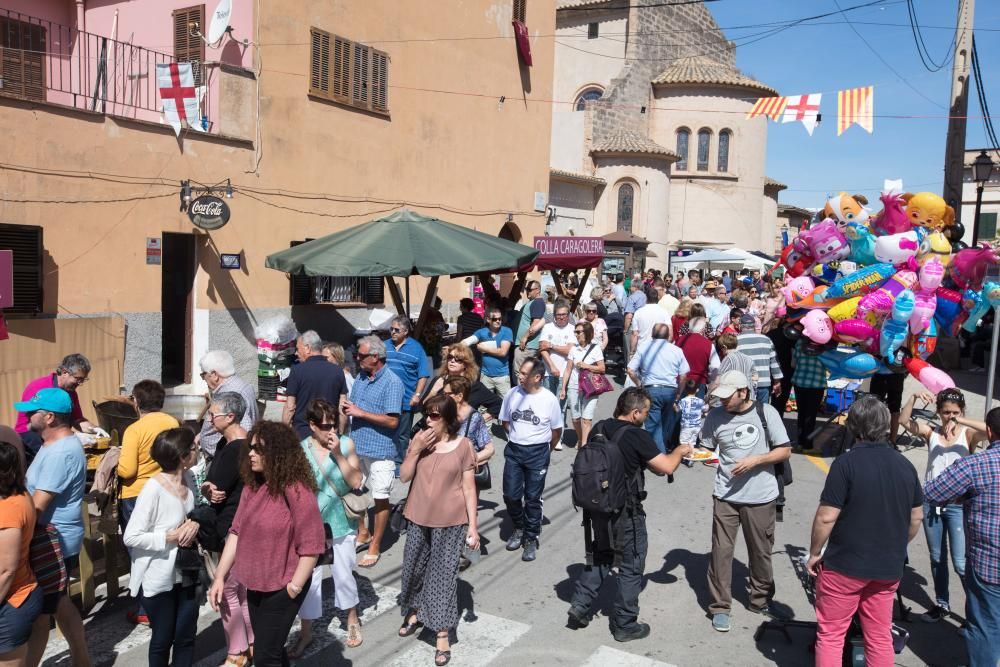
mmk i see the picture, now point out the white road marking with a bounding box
[382,611,530,667]
[580,645,679,667]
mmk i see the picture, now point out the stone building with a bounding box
[548,0,784,274]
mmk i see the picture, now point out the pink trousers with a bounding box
[814,567,898,667]
[220,572,254,654]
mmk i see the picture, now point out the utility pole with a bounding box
[942,0,975,224]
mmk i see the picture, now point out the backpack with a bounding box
[754,402,793,486]
[571,422,636,516]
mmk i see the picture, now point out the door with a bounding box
[161,233,196,385]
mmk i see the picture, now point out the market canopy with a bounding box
[671,248,775,271]
[264,209,539,278]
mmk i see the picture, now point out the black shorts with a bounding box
[41,554,79,615]
[869,373,905,412]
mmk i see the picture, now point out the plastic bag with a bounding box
[253,315,298,345]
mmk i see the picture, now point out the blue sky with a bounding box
[708,0,1000,210]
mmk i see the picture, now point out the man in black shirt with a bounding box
[567,388,692,642]
[282,330,346,439]
[806,395,923,666]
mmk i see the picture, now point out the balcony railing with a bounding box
[0,8,215,131]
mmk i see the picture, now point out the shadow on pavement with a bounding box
[657,548,752,615]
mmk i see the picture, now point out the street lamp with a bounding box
[970,150,996,246]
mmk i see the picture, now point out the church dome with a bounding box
[652,55,778,97]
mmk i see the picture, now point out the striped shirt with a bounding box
[737,333,784,385]
[791,340,828,389]
[719,351,758,389]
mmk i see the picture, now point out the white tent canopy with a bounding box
[671,248,775,271]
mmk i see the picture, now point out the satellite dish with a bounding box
[206,0,232,46]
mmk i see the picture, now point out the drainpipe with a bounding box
[74,0,85,33]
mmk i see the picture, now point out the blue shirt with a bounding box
[286,356,347,439]
[627,339,691,387]
[26,434,87,557]
[386,337,431,408]
[624,290,647,314]
[350,366,405,461]
[473,326,514,377]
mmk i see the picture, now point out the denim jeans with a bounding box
[964,564,1000,667]
[570,509,648,632]
[143,583,198,667]
[643,386,678,454]
[394,410,414,464]
[755,386,771,406]
[922,502,966,608]
[502,442,551,541]
[545,375,568,412]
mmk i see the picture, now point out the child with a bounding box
[676,380,707,448]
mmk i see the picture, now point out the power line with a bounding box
[970,35,1000,162]
[558,0,721,10]
[905,0,954,72]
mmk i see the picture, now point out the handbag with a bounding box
[390,498,410,534]
[311,438,373,525]
[282,492,335,567]
[29,524,67,596]
[462,412,492,490]
[188,504,224,553]
[578,344,613,398]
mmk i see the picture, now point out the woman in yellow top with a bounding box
[116,380,179,624]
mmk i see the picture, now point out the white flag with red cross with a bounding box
[157,62,202,136]
[781,93,822,135]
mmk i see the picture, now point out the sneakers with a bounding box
[712,613,731,632]
[126,610,149,625]
[567,607,590,629]
[554,442,564,451]
[612,622,650,642]
[920,605,949,623]
[505,529,523,551]
[748,603,791,621]
[521,539,539,562]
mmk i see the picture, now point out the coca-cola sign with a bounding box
[187,195,231,230]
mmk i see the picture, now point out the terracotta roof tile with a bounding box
[590,129,678,160]
[550,168,607,185]
[557,0,613,9]
[765,176,787,190]
[652,55,778,97]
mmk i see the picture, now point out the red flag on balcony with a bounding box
[157,62,202,136]
[513,19,532,66]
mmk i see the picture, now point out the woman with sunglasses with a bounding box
[559,321,606,446]
[422,345,501,420]
[899,388,988,623]
[762,280,786,333]
[208,422,325,667]
[441,375,495,476]
[397,394,479,666]
[289,399,364,657]
[123,428,201,667]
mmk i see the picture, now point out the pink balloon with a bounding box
[801,310,833,344]
[904,358,956,394]
[834,318,877,344]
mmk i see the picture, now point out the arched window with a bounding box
[697,128,711,171]
[718,129,732,173]
[675,128,690,171]
[575,87,603,111]
[617,183,634,232]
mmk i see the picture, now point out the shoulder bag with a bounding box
[754,401,793,486]
[578,344,613,398]
[312,439,372,525]
[465,412,491,490]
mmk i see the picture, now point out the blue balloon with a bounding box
[819,347,885,380]
[845,222,877,266]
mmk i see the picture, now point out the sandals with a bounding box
[435,632,451,665]
[398,617,423,637]
[221,652,251,666]
[346,623,363,648]
[358,552,381,568]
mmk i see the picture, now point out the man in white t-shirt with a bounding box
[500,356,564,563]
[630,279,672,351]
[539,299,576,404]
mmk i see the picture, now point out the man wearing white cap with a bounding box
[701,370,791,633]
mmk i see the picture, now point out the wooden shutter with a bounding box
[309,27,388,114]
[309,29,330,96]
[0,17,46,102]
[173,5,205,86]
[332,35,351,99]
[288,240,314,306]
[352,43,369,108]
[371,49,388,112]
[0,223,43,314]
[513,0,527,23]
[363,277,384,305]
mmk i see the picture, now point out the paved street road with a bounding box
[40,378,969,666]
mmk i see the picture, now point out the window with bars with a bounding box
[696,128,711,171]
[718,129,731,173]
[588,23,599,39]
[617,184,634,232]
[514,0,527,23]
[309,27,389,114]
[0,16,46,101]
[288,241,384,306]
[675,128,690,171]
[0,223,43,313]
[173,5,205,86]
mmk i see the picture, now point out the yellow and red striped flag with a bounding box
[837,86,874,136]
[747,96,788,121]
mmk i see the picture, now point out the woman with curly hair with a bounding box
[208,422,325,667]
[421,344,501,420]
[397,394,479,666]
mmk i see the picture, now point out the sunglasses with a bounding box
[426,411,442,420]
[488,317,503,322]
[356,352,377,360]
[446,354,466,363]
[313,422,336,431]
[249,443,263,454]
[554,312,569,318]
[390,327,406,334]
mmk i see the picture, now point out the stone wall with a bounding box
[592,0,733,141]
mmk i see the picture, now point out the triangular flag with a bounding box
[781,93,822,135]
[747,96,788,121]
[837,86,874,136]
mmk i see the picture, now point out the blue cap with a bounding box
[14,387,73,415]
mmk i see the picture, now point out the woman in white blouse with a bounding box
[123,428,201,667]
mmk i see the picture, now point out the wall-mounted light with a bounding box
[179,180,192,211]
[225,179,233,199]
[506,213,514,223]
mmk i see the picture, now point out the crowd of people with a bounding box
[0,266,997,667]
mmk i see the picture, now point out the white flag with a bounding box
[156,62,201,136]
[781,93,822,136]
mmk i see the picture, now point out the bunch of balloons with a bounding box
[776,189,1000,393]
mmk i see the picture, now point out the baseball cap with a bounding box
[710,371,750,399]
[14,387,73,415]
[739,314,757,330]
[703,280,719,290]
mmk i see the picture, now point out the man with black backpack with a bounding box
[567,388,692,642]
